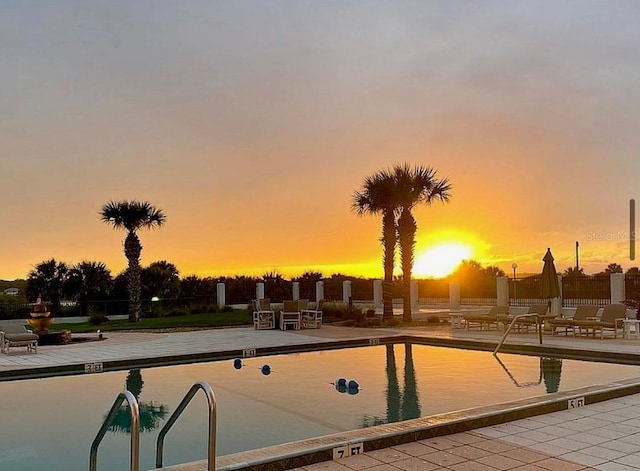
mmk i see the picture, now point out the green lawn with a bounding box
[54,310,253,333]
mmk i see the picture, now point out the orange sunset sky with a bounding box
[2,1,639,281]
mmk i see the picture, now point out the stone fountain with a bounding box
[28,297,71,345]
[28,297,52,334]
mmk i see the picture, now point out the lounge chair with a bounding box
[547,305,599,336]
[463,306,509,331]
[0,322,39,354]
[301,299,323,329]
[252,298,275,330]
[497,304,550,333]
[280,300,301,331]
[574,303,627,339]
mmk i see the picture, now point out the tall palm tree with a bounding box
[100,200,166,322]
[393,164,451,322]
[352,169,397,320]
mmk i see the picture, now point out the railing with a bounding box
[156,381,217,471]
[493,314,543,355]
[90,390,140,471]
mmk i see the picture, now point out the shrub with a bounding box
[165,308,189,317]
[383,317,402,327]
[363,317,381,327]
[365,309,376,318]
[221,305,233,312]
[426,315,441,324]
[88,313,109,325]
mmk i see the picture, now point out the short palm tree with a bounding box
[393,164,451,322]
[100,200,166,322]
[352,169,397,320]
[26,258,69,316]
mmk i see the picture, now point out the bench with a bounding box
[0,322,39,354]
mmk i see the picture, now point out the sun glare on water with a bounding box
[413,242,473,278]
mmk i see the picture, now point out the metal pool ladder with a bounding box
[89,381,217,471]
[156,381,217,471]
[493,313,543,355]
[89,390,140,471]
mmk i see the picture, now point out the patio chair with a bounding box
[547,305,599,336]
[301,299,323,329]
[463,305,509,331]
[0,322,39,354]
[252,298,275,330]
[280,300,301,331]
[497,304,550,333]
[574,303,627,339]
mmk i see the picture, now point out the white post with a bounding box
[292,282,300,300]
[373,280,383,309]
[256,282,265,301]
[343,280,352,304]
[216,282,226,309]
[449,280,461,311]
[316,281,324,302]
[496,276,509,307]
[611,273,625,304]
[411,280,418,309]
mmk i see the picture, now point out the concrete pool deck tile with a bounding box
[533,456,588,470]
[567,432,613,446]
[560,451,609,467]
[388,441,435,457]
[338,454,383,470]
[467,438,517,454]
[446,443,494,460]
[384,456,442,471]
[446,431,488,445]
[613,452,640,468]
[596,463,640,471]
[360,447,412,463]
[421,449,468,466]
[415,436,460,450]
[476,452,527,469]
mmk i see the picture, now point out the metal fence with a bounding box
[510,275,611,308]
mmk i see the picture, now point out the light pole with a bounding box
[511,263,518,305]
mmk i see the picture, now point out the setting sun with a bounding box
[413,242,473,278]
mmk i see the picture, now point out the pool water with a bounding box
[2,343,640,471]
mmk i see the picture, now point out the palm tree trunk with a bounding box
[124,231,142,322]
[386,344,400,423]
[398,209,416,323]
[127,263,141,322]
[382,211,396,320]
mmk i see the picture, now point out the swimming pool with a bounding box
[2,343,640,471]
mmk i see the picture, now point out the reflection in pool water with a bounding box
[1,343,639,471]
[107,369,169,434]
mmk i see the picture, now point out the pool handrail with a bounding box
[493,313,543,355]
[156,380,217,471]
[89,390,140,471]
[493,353,543,388]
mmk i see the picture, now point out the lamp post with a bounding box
[151,296,159,317]
[511,263,518,305]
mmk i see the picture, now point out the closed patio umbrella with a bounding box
[541,248,561,316]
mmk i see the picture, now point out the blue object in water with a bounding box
[336,377,347,388]
[261,364,271,375]
[233,358,243,369]
[347,379,359,390]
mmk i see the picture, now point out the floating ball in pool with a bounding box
[347,380,359,390]
[336,378,347,388]
[233,358,243,370]
[261,364,271,376]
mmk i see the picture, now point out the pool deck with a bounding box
[4,324,640,471]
